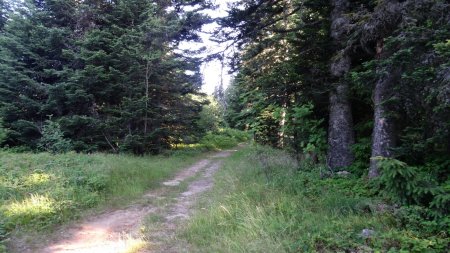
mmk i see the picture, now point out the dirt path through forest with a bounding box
[9,149,236,253]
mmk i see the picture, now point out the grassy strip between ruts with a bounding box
[182,145,449,253]
[0,149,205,251]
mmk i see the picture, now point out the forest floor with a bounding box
[8,149,237,253]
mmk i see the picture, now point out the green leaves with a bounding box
[376,157,420,205]
[285,103,326,156]
[376,156,449,216]
[433,39,450,58]
[0,118,7,145]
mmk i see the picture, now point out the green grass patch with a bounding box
[0,150,202,248]
[182,146,449,252]
[171,128,250,152]
[200,128,249,149]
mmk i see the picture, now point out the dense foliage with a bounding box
[0,0,212,154]
[217,0,449,250]
[221,0,449,170]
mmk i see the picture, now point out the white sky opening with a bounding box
[178,0,239,95]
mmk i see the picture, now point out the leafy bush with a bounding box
[200,134,236,150]
[0,119,7,145]
[284,103,327,159]
[349,137,371,176]
[199,128,249,150]
[120,134,145,154]
[196,98,224,133]
[217,128,250,142]
[167,128,248,153]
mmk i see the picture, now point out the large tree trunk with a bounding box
[327,82,355,168]
[327,0,355,169]
[369,67,401,178]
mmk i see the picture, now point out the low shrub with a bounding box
[199,128,249,150]
[169,128,249,152]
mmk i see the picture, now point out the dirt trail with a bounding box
[9,150,236,253]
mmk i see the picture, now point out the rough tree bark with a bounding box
[327,0,355,169]
[328,82,355,168]
[359,1,404,178]
[369,67,401,178]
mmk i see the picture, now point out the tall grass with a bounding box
[0,150,201,243]
[182,146,447,252]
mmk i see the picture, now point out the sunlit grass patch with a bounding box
[0,150,204,248]
[23,173,51,186]
[121,235,148,253]
[170,143,204,149]
[3,194,56,228]
[169,128,249,152]
[5,194,55,216]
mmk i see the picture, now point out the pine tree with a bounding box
[219,0,330,152]
[0,0,77,147]
[0,0,212,153]
[0,0,9,31]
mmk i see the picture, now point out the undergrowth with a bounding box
[182,146,449,252]
[171,128,249,152]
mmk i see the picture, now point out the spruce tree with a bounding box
[0,0,212,153]
[0,0,77,147]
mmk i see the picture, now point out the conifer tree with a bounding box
[0,0,77,147]
[0,0,212,153]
